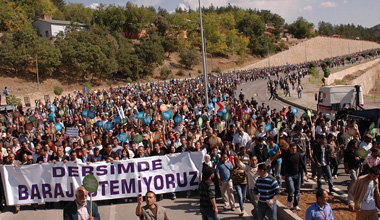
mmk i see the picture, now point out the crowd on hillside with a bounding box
[0,48,379,219]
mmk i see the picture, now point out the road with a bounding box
[0,195,254,220]
[236,78,290,111]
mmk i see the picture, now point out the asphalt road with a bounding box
[0,195,254,220]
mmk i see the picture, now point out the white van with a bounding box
[316,85,364,114]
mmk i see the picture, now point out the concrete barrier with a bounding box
[277,200,303,220]
[326,58,380,94]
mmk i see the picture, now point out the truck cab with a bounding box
[316,85,364,115]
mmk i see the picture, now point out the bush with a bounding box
[346,56,351,61]
[106,80,113,86]
[198,70,202,74]
[179,47,200,69]
[176,70,185,76]
[54,86,63,96]
[160,66,172,79]
[6,95,21,106]
[212,67,222,73]
[309,62,316,68]
[83,81,92,90]
[308,67,319,78]
[126,77,133,84]
[323,67,331,78]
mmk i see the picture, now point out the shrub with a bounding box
[179,47,200,69]
[106,80,113,86]
[126,77,133,84]
[54,86,63,96]
[160,66,172,79]
[212,67,222,73]
[176,70,185,76]
[83,81,92,90]
[323,67,331,78]
[309,62,316,68]
[346,56,351,61]
[6,95,21,106]
[198,70,202,74]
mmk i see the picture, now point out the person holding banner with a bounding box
[136,191,169,220]
[63,186,100,220]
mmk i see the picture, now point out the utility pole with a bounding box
[305,40,308,63]
[232,35,236,73]
[198,0,209,106]
[36,54,40,89]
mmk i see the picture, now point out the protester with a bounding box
[216,153,236,211]
[63,186,100,220]
[305,189,335,220]
[136,191,169,220]
[253,164,281,220]
[199,166,219,220]
[348,166,380,220]
[232,156,248,216]
[312,134,334,193]
[281,142,308,211]
[235,155,259,219]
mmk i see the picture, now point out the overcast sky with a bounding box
[68,0,380,28]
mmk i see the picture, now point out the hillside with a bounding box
[373,24,380,37]
[243,36,380,69]
[1,36,379,107]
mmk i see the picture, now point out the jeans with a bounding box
[248,189,258,220]
[273,161,282,186]
[234,184,248,212]
[330,157,339,176]
[285,173,301,207]
[201,210,220,220]
[317,165,334,191]
[348,168,359,201]
[257,201,277,220]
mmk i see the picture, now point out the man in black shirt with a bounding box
[282,143,308,211]
[199,166,219,220]
[253,137,269,163]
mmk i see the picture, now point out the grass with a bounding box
[308,68,324,87]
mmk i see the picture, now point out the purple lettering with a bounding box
[31,184,41,199]
[142,176,153,191]
[165,174,175,189]
[52,167,65,177]
[176,172,188,187]
[99,181,108,196]
[68,166,79,177]
[152,159,162,170]
[96,165,107,176]
[82,166,94,176]
[54,183,65,198]
[42,184,52,198]
[110,180,119,195]
[121,178,136,194]
[138,162,149,172]
[18,185,29,200]
[153,175,164,190]
[110,163,115,175]
[117,163,134,173]
[189,171,199,186]
[65,183,74,197]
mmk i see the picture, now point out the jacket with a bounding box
[63,200,100,220]
[312,143,331,166]
[349,175,380,210]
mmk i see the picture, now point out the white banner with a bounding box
[0,151,205,205]
[66,127,79,137]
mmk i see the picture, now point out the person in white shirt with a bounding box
[232,128,252,147]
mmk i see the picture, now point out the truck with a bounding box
[316,85,364,115]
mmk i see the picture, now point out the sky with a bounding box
[68,0,380,28]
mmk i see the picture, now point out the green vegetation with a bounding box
[176,69,184,76]
[308,67,324,87]
[0,1,378,83]
[160,66,172,79]
[6,95,21,106]
[318,21,380,42]
[53,86,63,95]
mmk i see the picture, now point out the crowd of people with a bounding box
[0,48,379,220]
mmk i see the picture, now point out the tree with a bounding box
[135,35,165,75]
[62,3,94,25]
[287,17,315,39]
[0,0,30,32]
[179,47,200,69]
